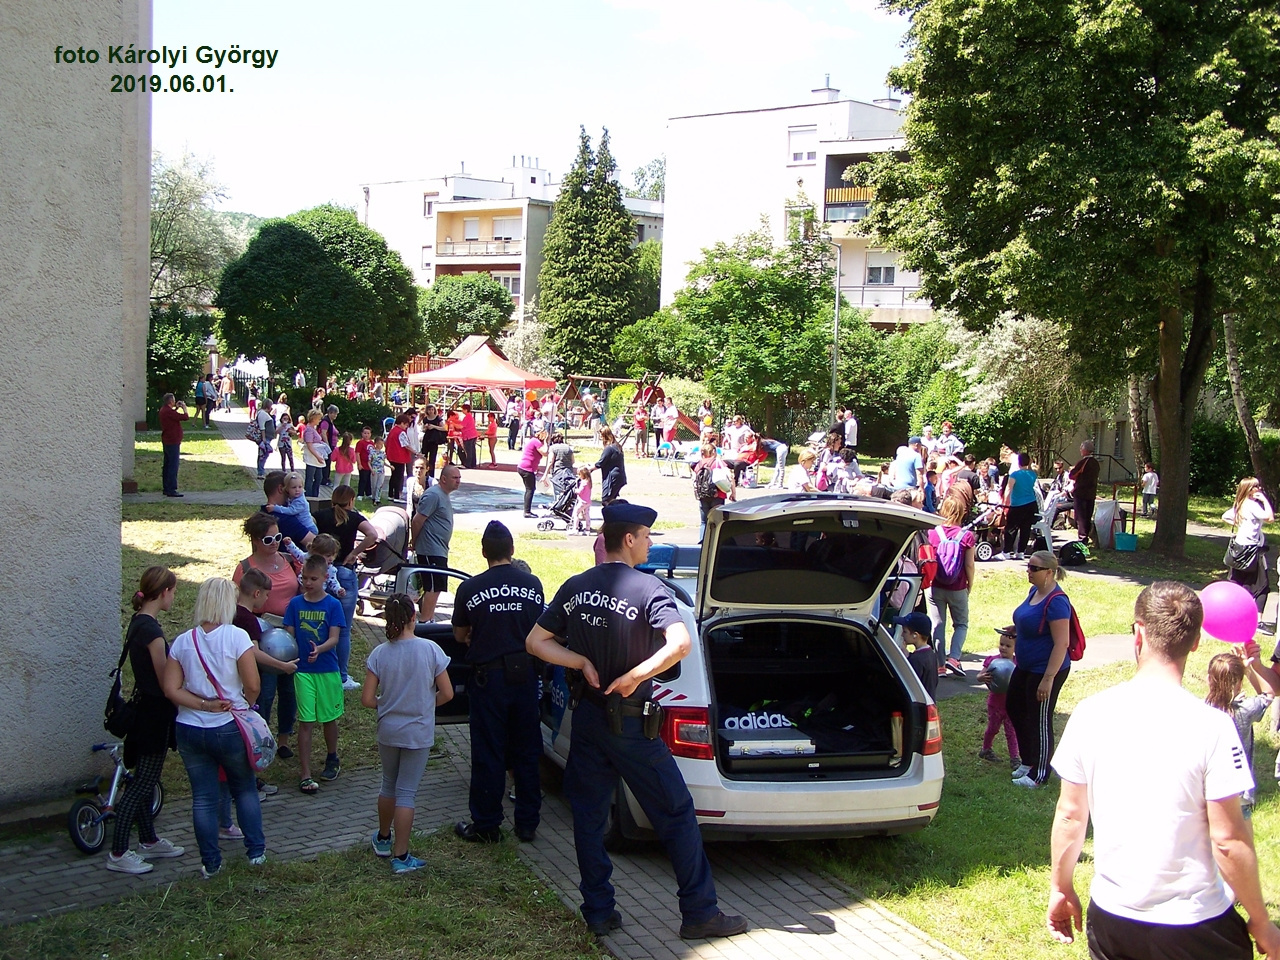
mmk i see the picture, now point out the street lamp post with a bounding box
[829,240,842,420]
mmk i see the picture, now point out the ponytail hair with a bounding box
[384,593,417,641]
[133,565,176,611]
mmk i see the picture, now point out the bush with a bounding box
[607,383,640,420]
[334,398,396,438]
[910,370,1030,461]
[1189,416,1250,497]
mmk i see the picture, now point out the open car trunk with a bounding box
[706,617,916,780]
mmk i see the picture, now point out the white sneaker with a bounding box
[992,552,1008,561]
[1012,775,1041,789]
[138,837,185,859]
[106,850,154,874]
[248,854,267,866]
[1011,764,1032,779]
[219,825,244,840]
[341,677,361,691]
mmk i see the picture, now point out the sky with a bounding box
[152,0,911,218]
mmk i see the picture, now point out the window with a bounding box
[463,218,479,241]
[785,206,815,239]
[495,274,521,297]
[530,176,536,184]
[423,198,434,217]
[421,247,432,269]
[492,216,521,240]
[787,126,817,164]
[636,224,645,242]
[867,266,896,285]
[826,202,869,222]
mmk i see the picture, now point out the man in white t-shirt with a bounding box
[843,409,859,451]
[722,415,749,451]
[1048,581,1280,958]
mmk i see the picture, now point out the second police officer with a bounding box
[453,521,544,843]
[525,501,749,941]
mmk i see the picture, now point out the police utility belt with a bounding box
[572,676,664,740]
[473,651,533,687]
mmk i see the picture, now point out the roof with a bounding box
[406,343,555,391]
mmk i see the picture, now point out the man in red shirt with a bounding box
[158,393,190,497]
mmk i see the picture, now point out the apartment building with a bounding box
[662,80,931,327]
[361,158,663,321]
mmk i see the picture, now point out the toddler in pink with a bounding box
[976,630,1020,768]
[573,466,592,535]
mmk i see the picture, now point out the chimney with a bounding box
[873,87,903,109]
[811,73,839,103]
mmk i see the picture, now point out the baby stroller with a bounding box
[534,470,577,532]
[355,504,412,616]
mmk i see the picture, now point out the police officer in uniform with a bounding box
[526,502,749,941]
[452,521,545,843]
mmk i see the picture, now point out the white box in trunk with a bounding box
[719,728,816,757]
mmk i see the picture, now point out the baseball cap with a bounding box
[908,435,921,445]
[891,612,932,637]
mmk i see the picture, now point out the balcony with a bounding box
[438,240,523,257]
[839,284,923,308]
[825,186,874,223]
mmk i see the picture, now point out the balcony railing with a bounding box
[438,240,523,257]
[826,186,874,204]
[839,284,926,308]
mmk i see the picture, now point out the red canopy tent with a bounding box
[405,343,555,392]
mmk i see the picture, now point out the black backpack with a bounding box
[693,463,718,501]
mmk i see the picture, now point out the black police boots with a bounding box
[454,821,502,844]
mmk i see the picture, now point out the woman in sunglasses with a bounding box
[231,512,301,618]
[1005,549,1072,789]
[232,511,303,757]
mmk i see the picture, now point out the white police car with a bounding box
[538,493,945,842]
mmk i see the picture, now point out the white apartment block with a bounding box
[662,80,931,326]
[361,157,663,321]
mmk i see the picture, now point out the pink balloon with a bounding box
[1199,580,1259,644]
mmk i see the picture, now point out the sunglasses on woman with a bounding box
[1027,563,1047,572]
[259,533,283,545]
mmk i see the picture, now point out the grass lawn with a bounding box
[794,642,1280,960]
[0,837,600,960]
[133,430,256,493]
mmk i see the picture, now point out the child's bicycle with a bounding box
[67,741,164,854]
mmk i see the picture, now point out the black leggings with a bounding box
[112,751,166,855]
[1005,665,1069,783]
[518,468,537,514]
[1004,502,1037,554]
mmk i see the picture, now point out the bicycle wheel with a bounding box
[150,780,164,818]
[68,798,106,855]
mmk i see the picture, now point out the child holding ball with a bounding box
[976,629,1020,769]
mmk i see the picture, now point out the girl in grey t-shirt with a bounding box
[360,594,452,873]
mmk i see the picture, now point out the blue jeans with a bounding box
[468,661,541,833]
[305,464,322,498]
[162,443,181,495]
[563,699,718,925]
[256,671,296,737]
[256,440,272,477]
[334,565,359,681]
[176,721,265,870]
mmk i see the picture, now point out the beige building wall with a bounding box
[0,0,148,805]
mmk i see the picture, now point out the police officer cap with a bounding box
[601,500,658,528]
[481,520,513,546]
[891,611,932,637]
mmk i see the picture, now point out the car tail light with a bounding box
[922,703,942,755]
[662,706,714,760]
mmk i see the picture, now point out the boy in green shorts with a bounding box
[283,555,347,794]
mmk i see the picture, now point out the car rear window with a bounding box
[709,513,912,607]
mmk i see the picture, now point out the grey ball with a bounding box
[259,628,298,673]
[985,657,1015,694]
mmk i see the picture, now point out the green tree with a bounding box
[660,209,835,435]
[150,151,243,306]
[612,306,705,379]
[860,0,1280,556]
[418,274,515,351]
[538,128,639,377]
[497,297,559,380]
[626,156,666,201]
[147,305,209,417]
[216,205,420,384]
[633,238,662,323]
